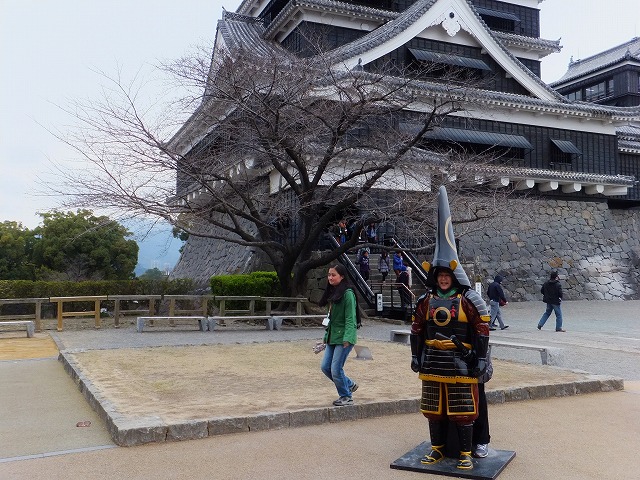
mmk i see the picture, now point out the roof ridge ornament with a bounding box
[441,11,461,37]
[352,58,364,72]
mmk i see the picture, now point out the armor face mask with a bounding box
[422,185,471,289]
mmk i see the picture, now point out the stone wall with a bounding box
[460,198,640,301]
[170,228,268,287]
[172,198,640,301]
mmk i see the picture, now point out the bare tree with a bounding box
[51,43,515,296]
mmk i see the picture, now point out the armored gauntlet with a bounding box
[410,333,422,373]
[472,334,490,378]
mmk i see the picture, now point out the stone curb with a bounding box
[57,351,624,448]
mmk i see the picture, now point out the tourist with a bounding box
[318,264,359,406]
[487,275,509,330]
[472,346,493,458]
[537,271,565,332]
[357,249,370,282]
[365,222,377,247]
[396,268,411,322]
[337,220,347,245]
[378,251,390,283]
[393,250,405,277]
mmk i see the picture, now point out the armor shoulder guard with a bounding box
[415,292,429,308]
[464,288,489,317]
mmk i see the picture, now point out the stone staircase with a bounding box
[348,250,427,321]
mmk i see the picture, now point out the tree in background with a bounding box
[52,41,515,296]
[31,210,138,281]
[171,226,189,253]
[0,221,37,280]
[138,267,167,280]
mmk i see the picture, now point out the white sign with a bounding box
[475,282,482,295]
[376,293,384,312]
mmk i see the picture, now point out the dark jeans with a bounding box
[472,383,490,445]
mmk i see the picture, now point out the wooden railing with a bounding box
[108,295,162,328]
[0,295,312,331]
[0,298,49,332]
[50,296,108,331]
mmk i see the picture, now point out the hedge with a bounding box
[0,278,197,299]
[210,272,280,310]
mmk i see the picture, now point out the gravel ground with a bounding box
[47,299,640,381]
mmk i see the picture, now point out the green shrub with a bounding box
[0,278,198,316]
[209,271,281,310]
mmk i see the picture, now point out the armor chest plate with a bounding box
[426,294,470,341]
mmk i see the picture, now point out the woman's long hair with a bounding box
[318,264,352,307]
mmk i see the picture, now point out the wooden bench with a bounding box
[208,314,326,331]
[490,340,551,365]
[0,320,35,338]
[390,329,411,343]
[136,316,208,333]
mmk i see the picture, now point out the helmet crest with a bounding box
[424,186,471,288]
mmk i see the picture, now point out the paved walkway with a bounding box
[1,300,639,479]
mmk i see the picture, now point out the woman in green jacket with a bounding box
[318,264,359,406]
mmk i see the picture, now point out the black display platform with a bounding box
[390,441,516,480]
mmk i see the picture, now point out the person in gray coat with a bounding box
[537,271,565,332]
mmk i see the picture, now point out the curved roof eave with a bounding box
[551,37,640,86]
[263,0,396,39]
[359,73,640,121]
[493,31,561,56]
[321,0,565,102]
[262,0,561,57]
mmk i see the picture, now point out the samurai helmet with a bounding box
[422,185,471,288]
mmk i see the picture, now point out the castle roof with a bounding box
[552,37,640,86]
[214,10,640,122]
[169,1,640,198]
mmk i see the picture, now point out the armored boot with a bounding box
[421,419,446,465]
[456,423,474,470]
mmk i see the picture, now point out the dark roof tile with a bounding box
[551,37,640,85]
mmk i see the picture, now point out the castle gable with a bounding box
[317,0,563,102]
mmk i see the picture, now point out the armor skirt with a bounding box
[420,380,479,423]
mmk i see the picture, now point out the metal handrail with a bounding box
[326,234,376,307]
[389,236,430,287]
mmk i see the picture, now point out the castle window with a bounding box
[584,78,614,101]
[476,7,520,33]
[565,90,581,101]
[408,48,491,71]
[549,138,581,169]
[416,126,532,161]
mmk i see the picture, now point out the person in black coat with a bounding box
[487,275,508,330]
[537,271,565,332]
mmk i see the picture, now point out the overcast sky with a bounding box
[0,0,638,267]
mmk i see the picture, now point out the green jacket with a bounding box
[324,288,358,345]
